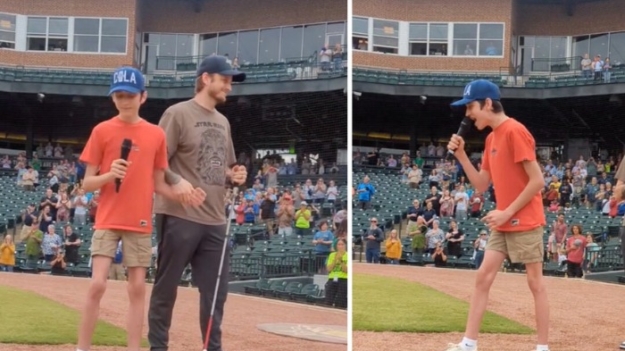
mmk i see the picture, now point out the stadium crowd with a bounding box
[354,146,622,278]
[0,147,348,306]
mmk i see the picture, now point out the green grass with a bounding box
[353,273,534,334]
[0,285,147,346]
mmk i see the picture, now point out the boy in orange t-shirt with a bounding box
[445,80,549,351]
[75,67,205,351]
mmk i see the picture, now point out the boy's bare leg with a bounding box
[126,267,147,351]
[77,256,113,350]
[525,262,549,345]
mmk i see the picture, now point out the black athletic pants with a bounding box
[148,214,229,351]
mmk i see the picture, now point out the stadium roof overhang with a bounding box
[353,81,625,100]
[0,77,346,99]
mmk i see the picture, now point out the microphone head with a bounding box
[122,138,132,148]
[457,117,475,137]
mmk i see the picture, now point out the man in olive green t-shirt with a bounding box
[24,219,43,267]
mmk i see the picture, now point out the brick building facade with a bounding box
[353,0,624,72]
[0,0,346,69]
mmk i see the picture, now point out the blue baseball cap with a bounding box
[450,79,500,107]
[197,55,246,82]
[109,67,145,95]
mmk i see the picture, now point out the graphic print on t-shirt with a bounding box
[196,122,227,186]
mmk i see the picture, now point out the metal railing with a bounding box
[530,55,582,74]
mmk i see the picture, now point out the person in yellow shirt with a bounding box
[325,238,347,308]
[385,229,402,264]
[294,201,312,236]
[0,234,16,272]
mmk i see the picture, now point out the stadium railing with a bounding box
[353,57,625,88]
[0,56,346,88]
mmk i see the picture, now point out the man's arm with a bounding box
[501,160,544,217]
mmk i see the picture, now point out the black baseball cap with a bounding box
[196,55,246,82]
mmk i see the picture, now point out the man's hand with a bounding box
[230,165,247,185]
[183,187,207,207]
[172,178,195,204]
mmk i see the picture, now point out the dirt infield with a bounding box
[0,273,346,351]
[353,263,624,351]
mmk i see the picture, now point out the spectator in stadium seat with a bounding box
[41,224,63,263]
[408,164,422,188]
[425,220,445,254]
[333,209,346,231]
[428,169,441,188]
[565,225,586,278]
[243,199,258,224]
[0,234,15,272]
[303,178,314,202]
[581,53,592,78]
[50,249,67,276]
[386,155,397,168]
[38,205,54,232]
[24,217,43,266]
[473,231,488,269]
[326,180,339,204]
[446,220,464,258]
[292,184,303,208]
[364,218,383,263]
[424,186,442,216]
[469,190,484,218]
[63,224,81,265]
[325,238,347,308]
[19,204,37,243]
[22,166,36,191]
[319,46,332,71]
[332,43,343,71]
[593,55,604,81]
[313,178,327,204]
[313,222,334,268]
[40,188,58,218]
[294,202,312,236]
[440,190,455,218]
[55,192,71,222]
[454,185,469,221]
[407,200,423,223]
[276,194,295,237]
[422,201,437,227]
[356,176,375,210]
[259,191,276,236]
[603,58,612,83]
[384,229,402,264]
[73,188,89,225]
[431,242,447,267]
[583,233,599,273]
[408,216,427,261]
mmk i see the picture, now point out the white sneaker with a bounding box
[444,343,477,351]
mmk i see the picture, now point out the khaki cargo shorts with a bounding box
[91,229,152,268]
[485,226,544,264]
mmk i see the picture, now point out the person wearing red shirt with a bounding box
[565,224,586,278]
[445,80,549,351]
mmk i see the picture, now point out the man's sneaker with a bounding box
[444,343,477,351]
[619,340,625,350]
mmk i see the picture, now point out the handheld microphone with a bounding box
[116,138,132,193]
[447,117,474,157]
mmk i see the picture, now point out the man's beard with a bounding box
[208,89,226,104]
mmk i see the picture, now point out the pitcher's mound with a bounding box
[257,323,347,344]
